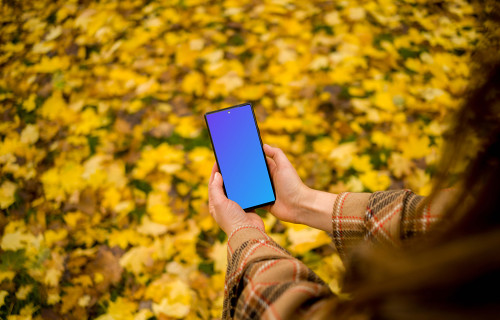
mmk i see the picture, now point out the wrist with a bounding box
[295,186,337,233]
[225,212,265,237]
[228,224,265,241]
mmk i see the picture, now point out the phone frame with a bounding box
[204,102,276,212]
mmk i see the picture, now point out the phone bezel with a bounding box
[204,102,276,212]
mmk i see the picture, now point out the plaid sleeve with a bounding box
[332,190,452,261]
[222,225,333,320]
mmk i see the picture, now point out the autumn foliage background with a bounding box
[0,0,491,319]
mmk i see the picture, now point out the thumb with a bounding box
[209,172,226,204]
[264,144,289,168]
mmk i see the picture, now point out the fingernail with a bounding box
[214,172,221,182]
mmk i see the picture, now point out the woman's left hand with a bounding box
[208,163,264,235]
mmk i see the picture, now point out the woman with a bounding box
[208,57,500,320]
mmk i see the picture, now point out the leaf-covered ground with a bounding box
[0,0,487,319]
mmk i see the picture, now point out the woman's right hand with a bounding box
[263,144,337,233]
[262,144,310,225]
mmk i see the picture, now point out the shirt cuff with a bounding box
[227,225,269,254]
[332,192,371,220]
[331,192,371,258]
[227,225,289,260]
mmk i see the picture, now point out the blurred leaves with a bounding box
[0,0,491,319]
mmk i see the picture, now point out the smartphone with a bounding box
[204,103,276,211]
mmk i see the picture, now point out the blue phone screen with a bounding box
[205,104,275,210]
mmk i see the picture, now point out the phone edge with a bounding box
[204,112,228,198]
[204,102,276,212]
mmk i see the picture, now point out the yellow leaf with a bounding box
[347,7,366,21]
[134,309,153,320]
[44,268,62,287]
[346,176,364,192]
[12,303,37,319]
[20,124,39,144]
[237,84,265,101]
[373,91,397,111]
[0,291,8,308]
[348,87,365,96]
[34,56,70,73]
[401,135,430,159]
[174,116,201,139]
[41,162,85,200]
[45,25,62,41]
[39,90,69,121]
[136,78,159,96]
[22,94,37,112]
[119,246,153,275]
[151,279,192,318]
[209,241,227,273]
[108,229,139,249]
[64,211,85,228]
[0,181,16,209]
[94,272,104,284]
[44,229,68,247]
[133,144,184,179]
[47,293,60,305]
[286,225,332,255]
[212,71,243,95]
[151,236,174,261]
[324,11,341,25]
[1,230,40,252]
[78,295,91,307]
[187,147,214,181]
[371,131,395,149]
[96,297,137,320]
[137,217,168,236]
[16,285,33,300]
[0,271,15,283]
[389,153,413,178]
[182,72,204,96]
[351,154,372,172]
[127,100,143,113]
[73,275,93,287]
[199,215,216,232]
[407,168,432,196]
[262,213,277,233]
[360,170,391,191]
[309,254,345,295]
[148,204,175,225]
[72,108,105,135]
[329,142,358,170]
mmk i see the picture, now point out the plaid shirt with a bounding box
[222,190,451,319]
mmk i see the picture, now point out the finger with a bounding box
[263,144,273,156]
[209,162,219,185]
[263,144,289,167]
[209,171,226,206]
[266,156,277,173]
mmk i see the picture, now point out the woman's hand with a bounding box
[262,144,310,224]
[208,163,264,235]
[263,144,336,233]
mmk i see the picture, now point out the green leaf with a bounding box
[198,261,215,276]
[130,179,152,194]
[87,135,99,156]
[398,47,421,59]
[373,33,394,49]
[0,250,26,271]
[228,34,245,46]
[128,206,146,223]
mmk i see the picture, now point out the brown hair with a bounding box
[318,4,500,319]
